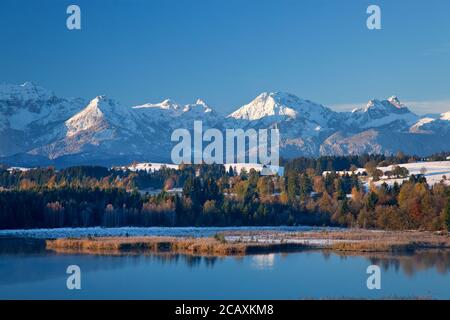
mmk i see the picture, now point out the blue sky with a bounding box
[1,0,449,114]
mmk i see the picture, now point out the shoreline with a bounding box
[45,229,450,256]
[0,226,342,239]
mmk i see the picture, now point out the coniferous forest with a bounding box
[1,152,449,231]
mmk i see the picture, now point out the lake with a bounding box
[1,236,450,299]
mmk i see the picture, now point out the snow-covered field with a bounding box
[325,161,450,187]
[118,162,179,172]
[118,162,284,175]
[6,167,31,172]
[373,161,450,187]
[0,226,340,239]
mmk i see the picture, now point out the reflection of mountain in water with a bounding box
[334,250,450,277]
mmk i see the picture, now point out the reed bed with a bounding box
[294,230,450,252]
[46,236,311,256]
[46,230,450,255]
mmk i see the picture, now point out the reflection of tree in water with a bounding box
[204,256,219,267]
[334,250,450,277]
[0,238,224,271]
[0,238,47,254]
[0,244,224,287]
[322,251,331,261]
[184,255,202,267]
[149,253,221,269]
[7,238,449,278]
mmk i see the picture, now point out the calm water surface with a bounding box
[0,238,450,299]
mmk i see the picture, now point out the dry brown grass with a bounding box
[46,230,450,255]
[330,241,417,252]
[46,236,310,256]
[278,230,450,252]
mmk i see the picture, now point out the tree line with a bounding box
[0,154,449,231]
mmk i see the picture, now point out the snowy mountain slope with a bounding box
[345,96,419,129]
[410,117,436,132]
[224,92,346,157]
[0,82,85,157]
[441,112,450,121]
[320,129,450,157]
[409,111,450,134]
[228,92,300,121]
[27,95,222,162]
[30,96,154,160]
[0,82,85,130]
[134,98,220,130]
[227,92,339,128]
[65,96,138,137]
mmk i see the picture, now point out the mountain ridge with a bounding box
[1,82,449,167]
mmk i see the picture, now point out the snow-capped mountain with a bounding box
[346,96,419,129]
[27,96,221,163]
[320,98,449,156]
[229,92,301,121]
[28,96,145,160]
[228,92,338,126]
[65,96,138,136]
[134,98,220,129]
[0,82,85,130]
[0,82,85,157]
[1,82,449,167]
[226,92,344,157]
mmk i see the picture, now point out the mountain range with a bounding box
[1,82,449,167]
